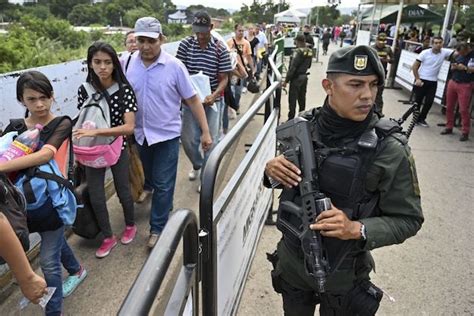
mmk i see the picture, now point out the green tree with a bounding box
[67,3,105,26]
[123,7,153,27]
[311,5,340,26]
[235,0,289,24]
[38,0,90,20]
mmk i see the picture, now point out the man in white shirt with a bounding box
[254,25,268,80]
[412,36,453,127]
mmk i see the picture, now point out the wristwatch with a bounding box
[359,222,367,240]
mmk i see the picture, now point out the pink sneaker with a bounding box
[95,236,118,258]
[121,225,137,245]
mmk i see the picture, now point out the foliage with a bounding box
[0,15,122,73]
[310,5,341,26]
[233,0,290,24]
[186,4,231,17]
[68,4,105,26]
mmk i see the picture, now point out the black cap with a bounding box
[326,45,385,85]
[192,11,212,33]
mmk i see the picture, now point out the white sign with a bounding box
[356,30,371,46]
[213,115,276,316]
[395,50,450,105]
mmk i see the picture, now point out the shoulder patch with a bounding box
[408,153,420,196]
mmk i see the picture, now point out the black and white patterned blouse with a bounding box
[77,83,138,149]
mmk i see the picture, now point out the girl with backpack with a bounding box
[0,70,86,316]
[73,42,137,258]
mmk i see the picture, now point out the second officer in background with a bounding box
[282,34,313,120]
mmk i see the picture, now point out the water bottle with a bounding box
[0,124,43,163]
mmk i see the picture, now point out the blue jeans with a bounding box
[231,79,245,109]
[138,137,179,234]
[40,226,81,316]
[181,102,220,171]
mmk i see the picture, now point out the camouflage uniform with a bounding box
[285,46,313,120]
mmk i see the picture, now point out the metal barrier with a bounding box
[118,209,199,316]
[199,46,282,316]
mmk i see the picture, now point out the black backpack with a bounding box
[0,173,29,264]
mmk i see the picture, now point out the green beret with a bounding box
[377,33,387,41]
[326,45,385,85]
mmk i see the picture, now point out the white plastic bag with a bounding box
[189,71,217,112]
[0,131,18,156]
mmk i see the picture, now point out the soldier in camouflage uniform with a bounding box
[265,45,423,316]
[371,33,394,115]
[282,35,313,120]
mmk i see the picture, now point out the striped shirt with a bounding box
[176,36,232,94]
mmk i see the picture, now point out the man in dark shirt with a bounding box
[414,36,431,54]
[440,42,474,141]
[321,28,331,55]
[302,25,314,49]
[371,33,394,114]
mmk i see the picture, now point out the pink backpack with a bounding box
[73,83,123,168]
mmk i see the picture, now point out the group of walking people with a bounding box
[0,10,261,315]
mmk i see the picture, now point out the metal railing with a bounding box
[199,47,282,316]
[118,209,199,316]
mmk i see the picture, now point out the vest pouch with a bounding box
[27,197,63,233]
[319,154,363,210]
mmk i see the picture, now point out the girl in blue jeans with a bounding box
[0,71,86,315]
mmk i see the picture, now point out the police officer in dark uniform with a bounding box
[371,33,394,114]
[303,25,315,49]
[265,46,423,316]
[282,34,313,120]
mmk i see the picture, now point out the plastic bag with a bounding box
[0,131,18,156]
[189,71,218,112]
[189,71,212,103]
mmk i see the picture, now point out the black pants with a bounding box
[279,277,379,316]
[413,80,437,121]
[288,75,308,120]
[85,149,135,237]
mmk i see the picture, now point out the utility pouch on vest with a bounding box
[347,279,383,316]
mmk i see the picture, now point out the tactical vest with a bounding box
[277,115,405,272]
[294,47,313,77]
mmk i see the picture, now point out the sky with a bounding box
[172,0,359,11]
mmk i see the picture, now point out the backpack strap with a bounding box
[40,116,75,183]
[2,119,27,136]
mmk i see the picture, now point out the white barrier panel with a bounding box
[356,30,371,46]
[395,50,450,105]
[213,114,276,316]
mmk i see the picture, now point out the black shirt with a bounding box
[451,51,474,83]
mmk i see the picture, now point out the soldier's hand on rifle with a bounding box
[265,155,301,188]
[310,207,362,240]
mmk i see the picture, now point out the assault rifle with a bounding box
[276,117,331,293]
